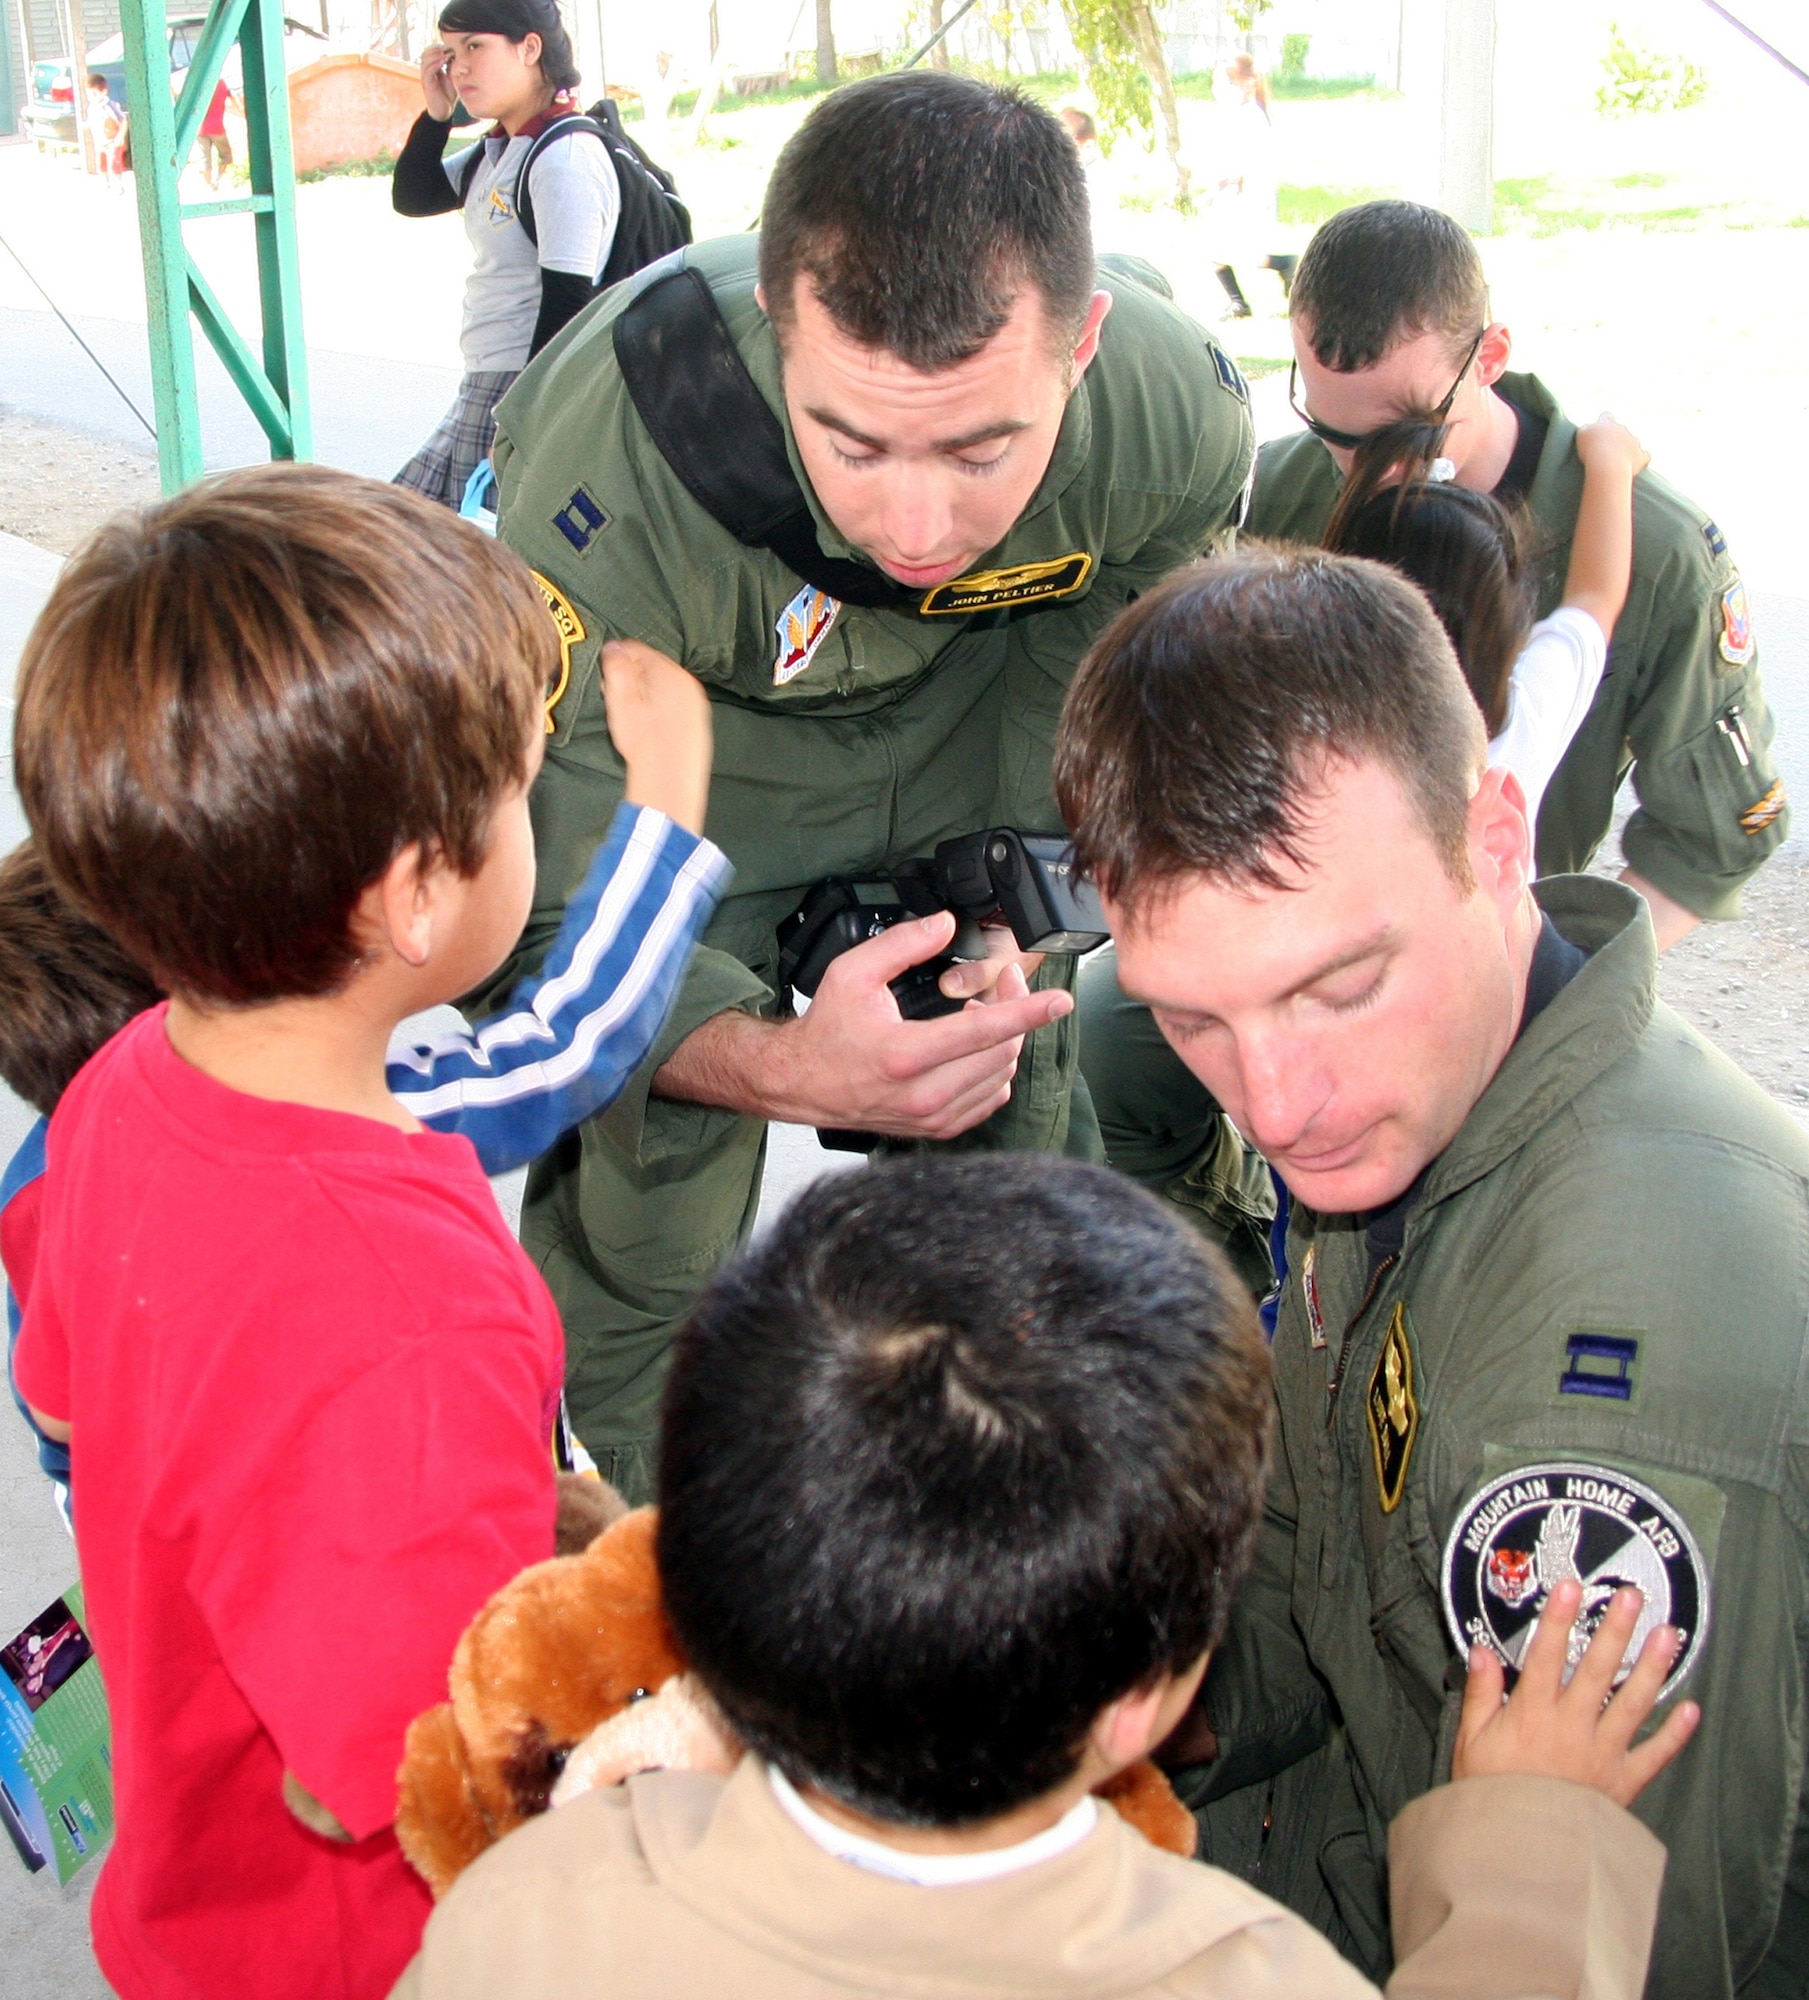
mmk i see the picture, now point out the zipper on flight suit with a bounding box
[1323,1253,1398,1422]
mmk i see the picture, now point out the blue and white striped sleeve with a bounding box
[387,805,732,1176]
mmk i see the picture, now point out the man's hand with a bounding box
[1620,868,1701,952]
[654,912,1072,1138]
[1453,1578,1700,1808]
[935,924,1046,1004]
[418,42,455,120]
[602,640,712,837]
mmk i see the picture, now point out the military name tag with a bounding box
[532,571,585,731]
[918,552,1092,616]
[1442,1461,1709,1700]
[1366,1303,1419,1513]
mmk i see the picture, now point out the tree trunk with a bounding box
[815,0,837,81]
[929,0,949,70]
[1125,0,1190,207]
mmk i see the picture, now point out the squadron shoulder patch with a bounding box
[774,584,839,686]
[1718,579,1756,667]
[1740,779,1787,837]
[1366,1303,1419,1513]
[918,553,1092,617]
[1442,1462,1709,1699]
[530,571,585,731]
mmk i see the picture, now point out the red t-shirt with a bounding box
[13,1008,563,2000]
[201,79,230,135]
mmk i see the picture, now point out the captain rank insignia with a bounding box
[1366,1303,1421,1513]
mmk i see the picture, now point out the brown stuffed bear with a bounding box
[396,1502,1198,1897]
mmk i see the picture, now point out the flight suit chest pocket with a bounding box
[1640,694,1788,874]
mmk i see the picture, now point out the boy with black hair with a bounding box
[396,1154,1688,2000]
[6,465,721,2000]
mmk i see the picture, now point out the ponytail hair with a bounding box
[1323,419,1537,738]
[436,0,579,93]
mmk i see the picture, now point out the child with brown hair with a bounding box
[6,465,717,2000]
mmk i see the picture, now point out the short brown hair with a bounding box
[1292,199,1488,371]
[759,70,1092,369]
[15,465,552,1007]
[0,840,162,1115]
[1053,547,1486,914]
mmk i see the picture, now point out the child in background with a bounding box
[5,465,713,2000]
[0,636,727,1512]
[0,843,159,1526]
[196,77,235,189]
[396,1154,1694,2000]
[86,74,128,192]
[1325,414,1650,830]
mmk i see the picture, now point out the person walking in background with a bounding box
[1209,53,1294,319]
[196,77,236,189]
[87,74,128,193]
[391,0,620,508]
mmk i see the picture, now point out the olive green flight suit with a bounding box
[1175,878,1809,2000]
[483,234,1254,1496]
[1079,371,1790,1284]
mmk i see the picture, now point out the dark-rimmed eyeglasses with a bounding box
[1287,329,1486,452]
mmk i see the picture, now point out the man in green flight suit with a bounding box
[1076,199,1787,1284]
[481,70,1254,1496]
[1054,547,1809,2000]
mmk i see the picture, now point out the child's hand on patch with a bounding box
[1452,1577,1699,1808]
[603,641,713,837]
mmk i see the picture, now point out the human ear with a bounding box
[1467,763,1532,911]
[1067,290,1115,382]
[1089,1679,1172,1772]
[519,30,542,69]
[370,842,440,969]
[1475,322,1513,389]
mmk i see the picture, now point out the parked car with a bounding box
[19,14,326,152]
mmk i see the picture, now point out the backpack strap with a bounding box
[514,112,608,251]
[612,264,922,612]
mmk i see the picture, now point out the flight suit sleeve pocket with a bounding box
[1623,693,1789,916]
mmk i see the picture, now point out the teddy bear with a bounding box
[396,1496,1198,1897]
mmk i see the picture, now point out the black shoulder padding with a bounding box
[611,265,921,611]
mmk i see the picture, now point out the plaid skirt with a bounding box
[393,369,520,510]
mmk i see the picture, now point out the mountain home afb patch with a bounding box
[1442,1462,1709,1701]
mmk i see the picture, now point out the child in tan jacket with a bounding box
[394,1156,1694,2000]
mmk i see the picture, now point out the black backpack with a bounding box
[459,99,691,292]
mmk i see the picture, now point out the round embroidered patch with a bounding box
[1441,1462,1709,1701]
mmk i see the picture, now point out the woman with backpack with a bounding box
[391,0,619,507]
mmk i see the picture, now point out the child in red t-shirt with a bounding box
[7,467,628,2000]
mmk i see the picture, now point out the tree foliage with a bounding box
[1058,0,1190,206]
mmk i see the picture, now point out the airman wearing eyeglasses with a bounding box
[1255,199,1785,946]
[1073,198,1788,1303]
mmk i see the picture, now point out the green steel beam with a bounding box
[119,0,312,492]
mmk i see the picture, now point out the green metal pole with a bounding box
[121,0,207,489]
[239,0,310,457]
